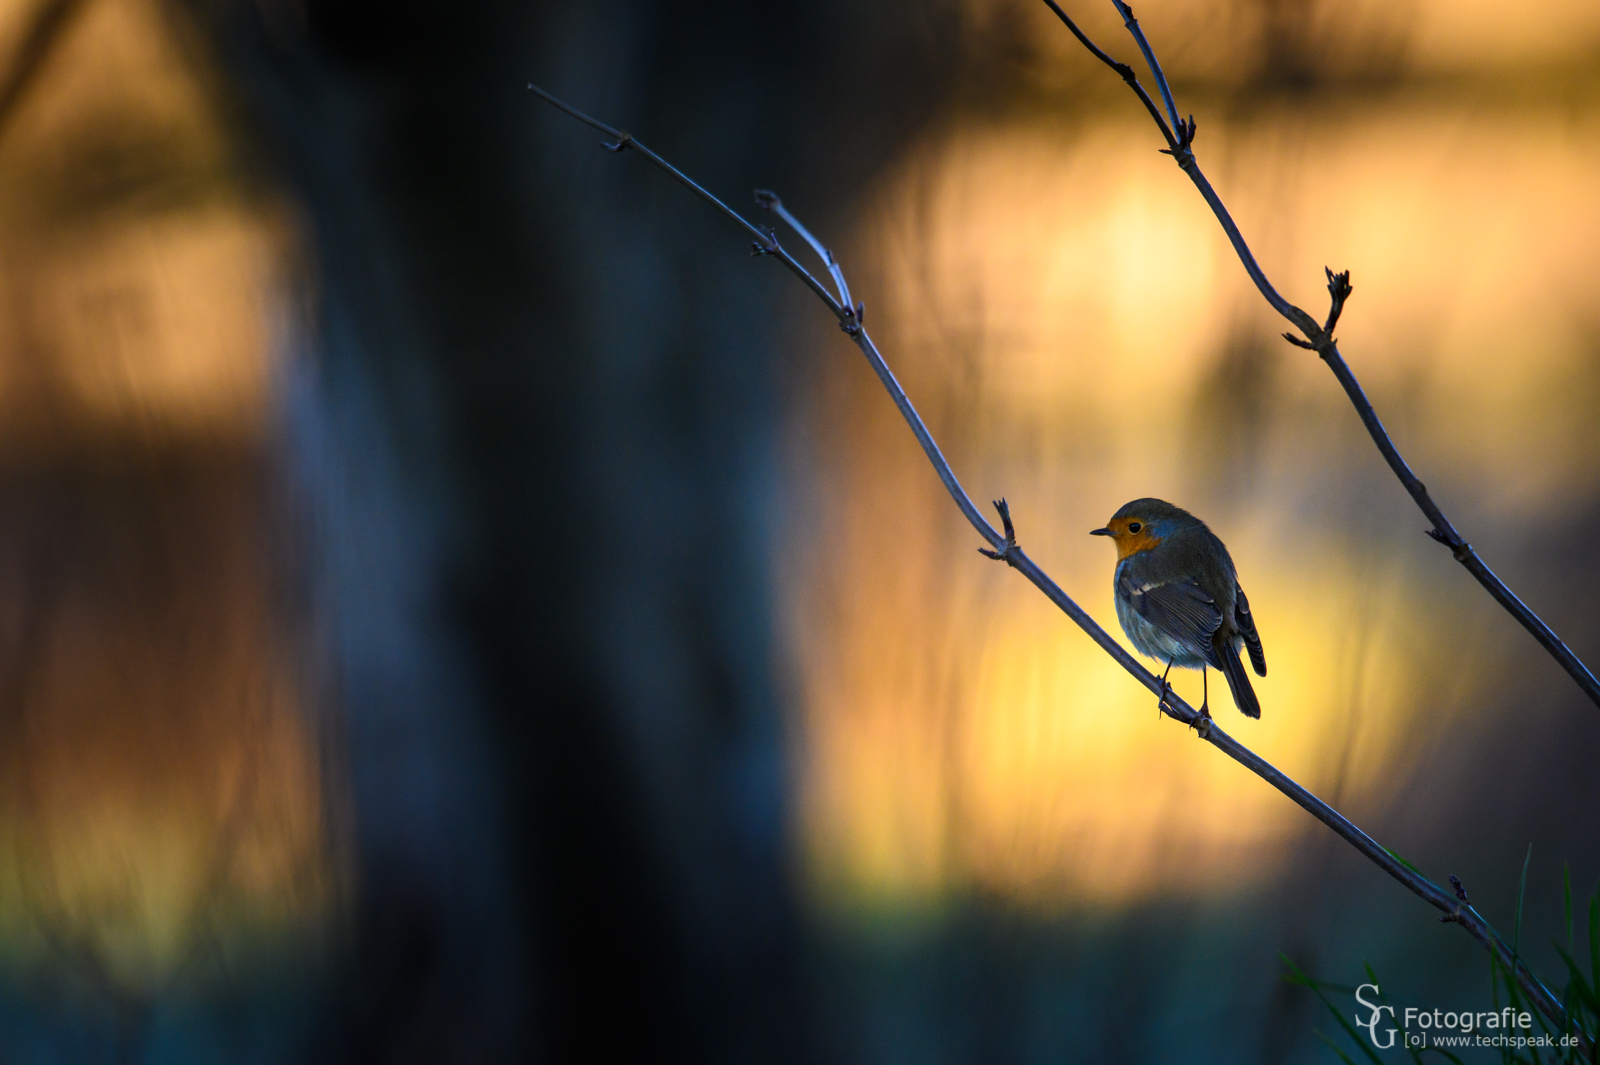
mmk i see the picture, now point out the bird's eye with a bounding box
[1127,521,1142,534]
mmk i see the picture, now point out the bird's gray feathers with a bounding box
[1110,497,1195,525]
[1234,584,1267,677]
[1117,572,1223,666]
[1218,637,1262,718]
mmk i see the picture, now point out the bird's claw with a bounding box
[1190,706,1213,739]
[1155,677,1172,719]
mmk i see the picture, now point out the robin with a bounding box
[1091,498,1266,730]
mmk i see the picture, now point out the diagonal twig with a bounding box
[1110,0,1179,135]
[755,190,853,312]
[1039,0,1180,154]
[527,82,1580,1043]
[526,83,841,315]
[1043,0,1600,711]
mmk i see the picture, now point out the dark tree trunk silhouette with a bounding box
[201,1,947,1060]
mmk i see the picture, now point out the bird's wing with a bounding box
[1118,572,1223,660]
[1234,582,1267,676]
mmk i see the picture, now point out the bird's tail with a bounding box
[1218,645,1261,719]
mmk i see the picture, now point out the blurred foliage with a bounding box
[1288,866,1600,1063]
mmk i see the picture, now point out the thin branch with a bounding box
[1038,0,1178,152]
[528,82,1581,1044]
[1109,0,1180,134]
[812,297,999,546]
[526,83,841,315]
[755,190,853,311]
[1045,1,1600,710]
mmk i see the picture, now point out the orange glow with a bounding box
[0,0,292,448]
[994,0,1600,84]
[0,0,328,994]
[789,96,1599,908]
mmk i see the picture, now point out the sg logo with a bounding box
[1354,984,1398,1049]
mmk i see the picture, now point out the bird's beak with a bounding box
[1090,527,1112,537]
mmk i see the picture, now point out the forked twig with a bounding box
[1041,0,1600,711]
[525,84,840,314]
[527,82,1581,1041]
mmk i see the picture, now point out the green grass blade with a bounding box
[1560,980,1578,1051]
[1590,890,1599,995]
[1381,844,1426,877]
[1282,956,1388,1065]
[1552,943,1597,1011]
[1320,1002,1386,1065]
[1503,963,1545,1065]
[1566,864,1574,952]
[1515,843,1533,961]
[1279,954,1359,993]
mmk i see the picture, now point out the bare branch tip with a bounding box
[754,189,780,211]
[980,498,1019,562]
[1158,116,1197,163]
[1449,874,1470,903]
[838,302,863,337]
[1325,267,1353,299]
[1282,332,1316,350]
[1316,267,1354,337]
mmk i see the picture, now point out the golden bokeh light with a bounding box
[0,0,328,998]
[790,86,1599,910]
[0,0,291,449]
[997,0,1600,85]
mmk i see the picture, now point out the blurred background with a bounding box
[0,0,1593,1060]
